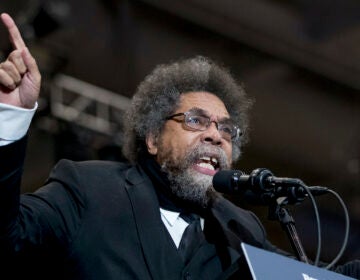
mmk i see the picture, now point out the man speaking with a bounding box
[0,13,358,279]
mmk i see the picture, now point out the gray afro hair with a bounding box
[122,56,253,163]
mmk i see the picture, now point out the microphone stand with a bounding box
[268,199,309,263]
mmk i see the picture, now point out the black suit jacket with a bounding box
[1,137,358,279]
[0,137,273,279]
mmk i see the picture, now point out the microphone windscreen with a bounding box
[213,170,244,193]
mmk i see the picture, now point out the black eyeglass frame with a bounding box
[165,111,242,141]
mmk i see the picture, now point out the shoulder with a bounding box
[54,158,131,172]
[48,159,134,187]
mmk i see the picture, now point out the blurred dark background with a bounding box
[1,0,359,266]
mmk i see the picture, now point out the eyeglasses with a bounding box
[166,110,241,141]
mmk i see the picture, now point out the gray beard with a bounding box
[160,144,230,208]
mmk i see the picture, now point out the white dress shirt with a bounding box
[0,102,37,146]
[160,208,204,248]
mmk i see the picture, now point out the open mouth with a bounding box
[193,155,220,176]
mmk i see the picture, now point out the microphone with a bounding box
[213,168,328,204]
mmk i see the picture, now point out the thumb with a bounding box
[22,47,41,85]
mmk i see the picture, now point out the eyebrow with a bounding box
[188,107,232,122]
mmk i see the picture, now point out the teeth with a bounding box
[200,156,211,161]
[197,162,215,170]
[199,156,219,169]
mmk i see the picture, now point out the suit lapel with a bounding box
[201,195,266,278]
[209,194,265,250]
[124,165,183,280]
[123,166,265,279]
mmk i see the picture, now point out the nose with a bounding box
[200,121,223,146]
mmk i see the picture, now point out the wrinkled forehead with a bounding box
[177,91,230,119]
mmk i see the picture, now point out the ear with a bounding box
[146,133,158,155]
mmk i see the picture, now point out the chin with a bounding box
[163,160,218,208]
[177,169,215,207]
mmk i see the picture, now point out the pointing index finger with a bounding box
[1,13,26,50]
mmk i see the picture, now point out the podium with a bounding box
[241,243,356,280]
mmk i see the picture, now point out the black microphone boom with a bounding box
[213,168,328,205]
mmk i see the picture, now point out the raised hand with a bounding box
[0,13,41,109]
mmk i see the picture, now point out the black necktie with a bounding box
[178,213,205,264]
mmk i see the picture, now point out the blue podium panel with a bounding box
[241,243,356,280]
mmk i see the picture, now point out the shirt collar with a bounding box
[160,207,205,229]
[160,208,181,227]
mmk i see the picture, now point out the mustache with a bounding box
[186,144,230,170]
